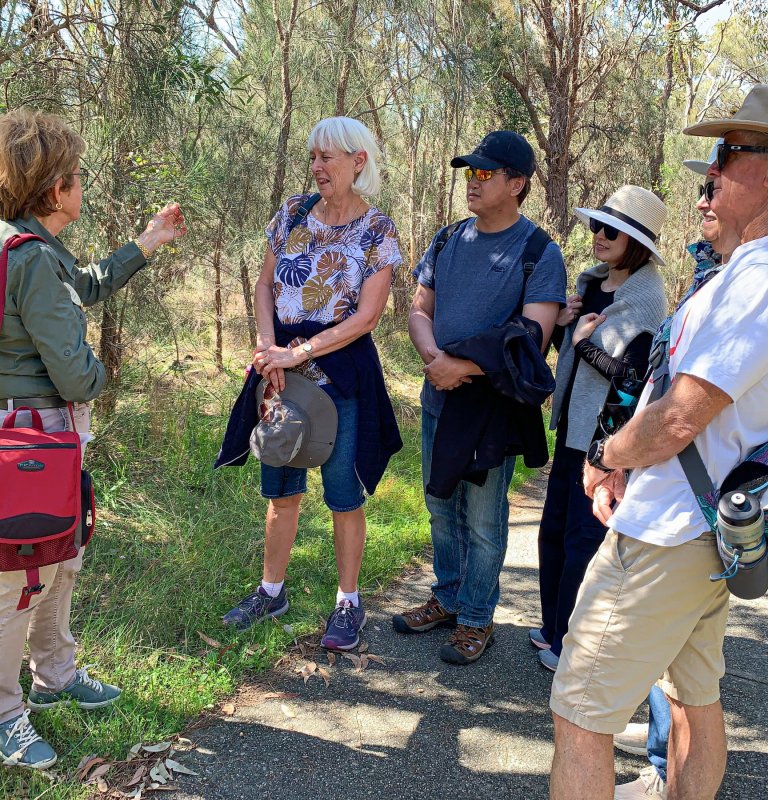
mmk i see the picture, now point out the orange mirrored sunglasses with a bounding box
[463,167,504,182]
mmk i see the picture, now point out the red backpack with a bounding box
[0,234,95,609]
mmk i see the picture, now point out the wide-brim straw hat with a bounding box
[684,84,768,137]
[683,138,723,175]
[574,184,667,266]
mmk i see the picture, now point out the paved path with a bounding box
[176,472,768,800]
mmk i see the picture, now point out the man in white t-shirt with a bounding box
[549,84,768,800]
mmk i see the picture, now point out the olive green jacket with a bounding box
[0,216,146,402]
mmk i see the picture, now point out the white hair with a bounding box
[307,116,382,197]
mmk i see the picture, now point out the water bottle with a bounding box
[713,490,768,599]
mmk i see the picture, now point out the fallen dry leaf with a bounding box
[165,757,198,776]
[141,741,172,754]
[342,652,361,670]
[96,776,109,793]
[327,652,337,666]
[76,755,106,782]
[196,631,222,649]
[317,667,331,687]
[126,743,143,762]
[303,586,311,594]
[367,654,386,665]
[300,661,317,683]
[360,654,369,670]
[221,703,236,716]
[282,623,294,635]
[280,703,297,718]
[85,764,111,784]
[358,642,369,653]
[125,765,147,788]
[149,761,170,785]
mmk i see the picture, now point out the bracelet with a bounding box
[133,238,152,261]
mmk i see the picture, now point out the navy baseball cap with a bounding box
[451,131,536,177]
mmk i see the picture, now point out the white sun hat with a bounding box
[574,184,667,266]
[683,138,723,175]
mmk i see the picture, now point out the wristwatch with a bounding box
[301,341,313,358]
[587,438,613,473]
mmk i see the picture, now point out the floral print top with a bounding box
[266,194,402,383]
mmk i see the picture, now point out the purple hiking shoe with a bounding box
[222,585,289,631]
[320,599,367,650]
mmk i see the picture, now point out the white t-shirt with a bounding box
[610,236,768,546]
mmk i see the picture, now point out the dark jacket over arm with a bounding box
[426,317,554,499]
[215,317,402,497]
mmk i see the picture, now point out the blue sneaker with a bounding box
[222,585,289,631]
[27,666,121,711]
[321,599,366,650]
[0,710,57,769]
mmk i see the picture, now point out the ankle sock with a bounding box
[336,588,359,607]
[261,579,284,598]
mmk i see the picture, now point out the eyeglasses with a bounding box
[715,142,768,171]
[463,167,504,182]
[70,169,90,188]
[698,182,715,202]
[589,218,620,241]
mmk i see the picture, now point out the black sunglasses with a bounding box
[716,142,768,171]
[589,218,620,240]
[698,182,715,202]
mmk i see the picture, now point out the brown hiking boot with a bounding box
[392,595,457,634]
[439,622,495,664]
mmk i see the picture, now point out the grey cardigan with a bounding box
[549,261,668,451]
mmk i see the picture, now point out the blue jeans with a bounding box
[260,384,365,512]
[648,684,670,781]
[422,409,516,627]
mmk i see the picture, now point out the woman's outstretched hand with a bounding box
[137,203,188,254]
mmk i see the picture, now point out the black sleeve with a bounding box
[575,332,653,381]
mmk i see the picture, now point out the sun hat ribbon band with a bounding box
[599,206,657,242]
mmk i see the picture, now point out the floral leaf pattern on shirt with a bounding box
[285,226,312,254]
[302,275,334,311]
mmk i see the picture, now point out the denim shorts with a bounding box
[259,383,365,512]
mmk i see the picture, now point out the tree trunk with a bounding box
[334,0,359,116]
[240,253,257,349]
[212,218,226,371]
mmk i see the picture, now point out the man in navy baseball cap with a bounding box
[450,130,536,177]
[393,131,565,665]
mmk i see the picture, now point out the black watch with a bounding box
[587,438,613,473]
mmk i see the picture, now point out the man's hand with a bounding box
[583,465,626,525]
[423,346,474,390]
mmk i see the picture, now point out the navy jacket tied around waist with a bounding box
[426,316,554,499]
[214,317,403,496]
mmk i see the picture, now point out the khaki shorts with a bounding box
[550,529,730,735]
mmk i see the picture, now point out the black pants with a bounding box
[537,432,607,656]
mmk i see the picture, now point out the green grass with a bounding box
[1,326,549,799]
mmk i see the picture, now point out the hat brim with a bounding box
[574,208,666,266]
[682,159,711,175]
[683,119,768,137]
[255,372,338,468]
[450,153,506,170]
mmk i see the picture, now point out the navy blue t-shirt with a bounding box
[414,215,566,416]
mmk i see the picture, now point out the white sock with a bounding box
[261,579,284,598]
[336,588,359,607]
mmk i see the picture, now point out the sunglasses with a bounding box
[589,218,620,241]
[715,142,768,171]
[259,383,280,422]
[698,182,715,202]
[463,167,504,182]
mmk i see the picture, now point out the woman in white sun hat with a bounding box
[532,185,668,672]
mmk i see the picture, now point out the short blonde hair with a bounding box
[307,117,382,197]
[0,108,86,220]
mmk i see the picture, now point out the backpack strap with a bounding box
[16,567,45,611]
[433,218,469,262]
[520,226,552,283]
[0,234,46,335]
[286,193,322,237]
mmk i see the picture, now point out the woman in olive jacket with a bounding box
[0,108,186,770]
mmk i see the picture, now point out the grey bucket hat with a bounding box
[682,138,723,175]
[250,372,338,468]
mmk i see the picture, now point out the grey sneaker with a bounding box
[27,666,121,711]
[0,710,57,769]
[614,722,649,757]
[614,766,667,799]
[222,585,289,631]
[528,628,551,650]
[538,649,559,672]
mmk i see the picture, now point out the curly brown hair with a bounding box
[0,108,86,220]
